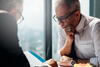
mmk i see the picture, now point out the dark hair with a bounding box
[0,0,23,11]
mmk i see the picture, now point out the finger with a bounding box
[64,25,75,33]
[59,62,71,66]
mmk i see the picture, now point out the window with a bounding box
[52,0,60,60]
[79,0,90,16]
[18,0,45,58]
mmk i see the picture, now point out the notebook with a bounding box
[24,51,46,67]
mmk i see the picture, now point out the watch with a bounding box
[71,60,76,65]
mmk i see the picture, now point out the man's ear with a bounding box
[9,7,17,15]
[9,6,21,20]
[75,10,81,21]
[75,10,80,17]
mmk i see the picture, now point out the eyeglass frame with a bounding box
[17,10,24,24]
[53,9,78,23]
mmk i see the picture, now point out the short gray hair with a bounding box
[0,0,23,11]
[56,0,80,11]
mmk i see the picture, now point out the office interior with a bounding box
[18,0,100,61]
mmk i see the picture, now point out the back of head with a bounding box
[0,0,23,12]
[56,0,80,12]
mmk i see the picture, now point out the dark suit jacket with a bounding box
[0,13,30,67]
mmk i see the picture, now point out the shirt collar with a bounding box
[76,14,86,32]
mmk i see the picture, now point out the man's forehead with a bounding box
[55,4,70,16]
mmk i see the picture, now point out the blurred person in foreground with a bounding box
[0,0,30,67]
[53,0,100,66]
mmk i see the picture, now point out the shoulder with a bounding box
[82,14,100,32]
[89,17,100,29]
[82,14,100,29]
[0,13,17,27]
[0,13,17,33]
[87,17,100,36]
[0,13,16,22]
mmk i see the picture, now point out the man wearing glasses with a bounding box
[54,0,100,66]
[0,0,30,67]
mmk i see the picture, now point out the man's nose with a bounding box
[59,21,65,26]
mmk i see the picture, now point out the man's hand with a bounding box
[64,25,75,40]
[45,59,58,67]
[59,56,73,66]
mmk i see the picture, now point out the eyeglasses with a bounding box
[53,9,78,23]
[17,10,24,24]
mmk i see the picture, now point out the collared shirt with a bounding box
[58,14,100,66]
